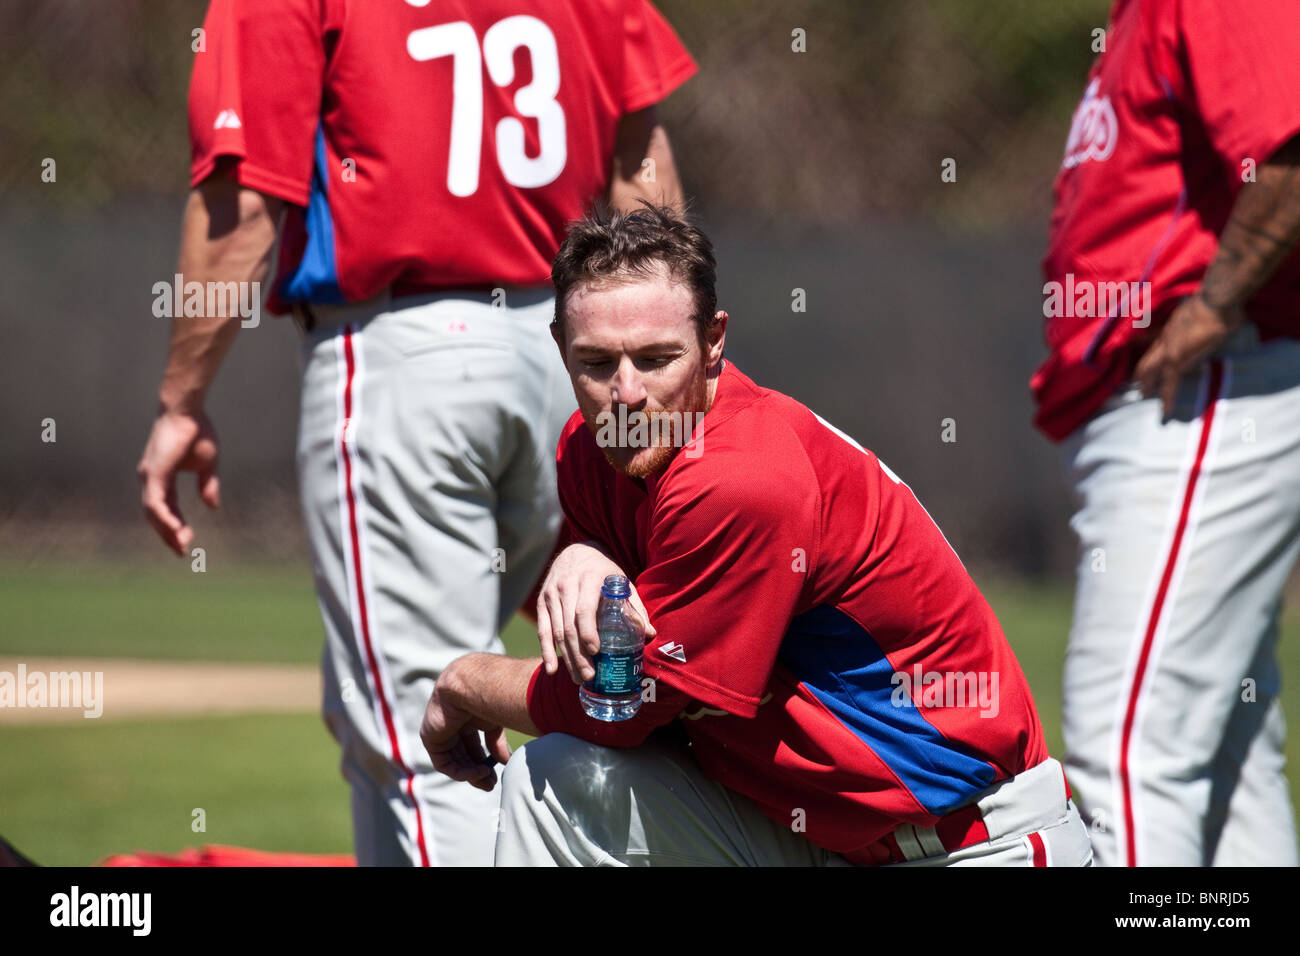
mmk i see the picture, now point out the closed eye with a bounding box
[580,355,677,371]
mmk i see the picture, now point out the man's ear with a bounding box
[706,310,728,367]
[549,321,567,363]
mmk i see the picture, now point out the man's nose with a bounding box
[610,357,647,407]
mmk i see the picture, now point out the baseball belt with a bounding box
[292,285,555,333]
[292,289,394,333]
[850,757,1073,865]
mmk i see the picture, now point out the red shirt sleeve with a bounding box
[526,662,693,746]
[621,0,698,113]
[188,0,333,205]
[633,437,819,718]
[1165,0,1300,169]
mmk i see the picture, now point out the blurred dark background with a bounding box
[0,0,1114,577]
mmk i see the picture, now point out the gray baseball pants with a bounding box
[296,288,574,866]
[493,733,1092,866]
[1060,323,1300,866]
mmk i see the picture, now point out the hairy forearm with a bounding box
[157,176,282,414]
[1199,135,1300,311]
[440,653,542,737]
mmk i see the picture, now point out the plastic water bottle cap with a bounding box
[601,574,631,599]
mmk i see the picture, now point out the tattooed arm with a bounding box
[1135,134,1300,416]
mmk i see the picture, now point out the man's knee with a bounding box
[497,733,630,866]
[500,732,655,844]
[502,733,604,801]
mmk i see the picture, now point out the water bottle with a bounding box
[579,575,644,721]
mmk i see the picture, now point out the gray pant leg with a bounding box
[494,736,1091,867]
[492,309,576,633]
[1207,627,1299,866]
[1060,397,1170,866]
[1062,334,1300,867]
[300,291,566,866]
[494,732,833,867]
[300,329,428,865]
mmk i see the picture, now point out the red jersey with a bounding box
[1032,0,1300,441]
[188,0,695,310]
[527,362,1049,862]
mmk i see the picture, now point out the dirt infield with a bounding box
[0,656,319,724]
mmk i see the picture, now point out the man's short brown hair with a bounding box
[550,202,718,345]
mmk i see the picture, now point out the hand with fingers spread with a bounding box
[536,540,657,684]
[419,677,511,793]
[136,409,221,556]
[1133,293,1246,419]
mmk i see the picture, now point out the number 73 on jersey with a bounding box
[406,12,568,197]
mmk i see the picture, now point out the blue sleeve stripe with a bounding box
[779,604,997,816]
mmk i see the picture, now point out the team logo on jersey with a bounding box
[657,642,687,663]
[213,109,242,130]
[1062,79,1117,170]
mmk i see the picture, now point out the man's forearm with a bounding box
[608,107,684,214]
[157,175,282,413]
[1199,135,1300,311]
[440,653,542,737]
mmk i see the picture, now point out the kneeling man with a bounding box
[420,204,1091,866]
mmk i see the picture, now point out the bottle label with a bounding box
[591,651,643,695]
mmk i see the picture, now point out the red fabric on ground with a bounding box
[99,845,355,867]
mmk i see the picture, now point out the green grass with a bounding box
[1,562,1296,864]
[981,579,1078,760]
[0,562,324,664]
[0,713,351,867]
[0,561,541,865]
[0,561,540,664]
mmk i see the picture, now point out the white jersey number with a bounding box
[406,15,567,197]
